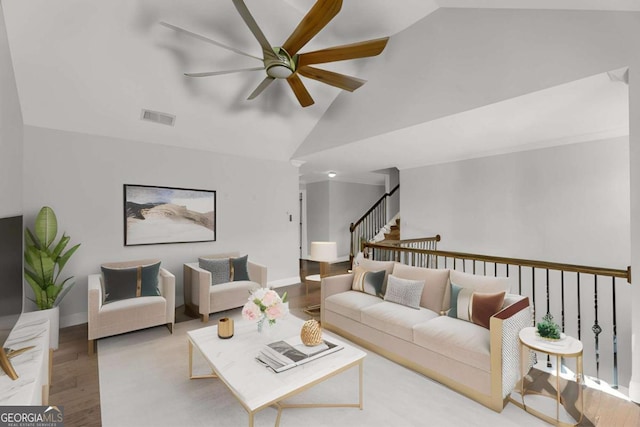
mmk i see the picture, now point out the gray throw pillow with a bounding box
[199,258,231,285]
[101,261,161,304]
[230,255,250,281]
[383,274,425,310]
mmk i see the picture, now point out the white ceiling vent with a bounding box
[140,109,176,126]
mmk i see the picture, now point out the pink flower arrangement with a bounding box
[242,288,288,330]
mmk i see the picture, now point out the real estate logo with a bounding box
[0,406,64,427]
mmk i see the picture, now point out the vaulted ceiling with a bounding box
[2,1,636,184]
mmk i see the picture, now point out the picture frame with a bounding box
[124,184,216,246]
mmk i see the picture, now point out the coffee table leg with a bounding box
[359,360,363,410]
[188,340,217,380]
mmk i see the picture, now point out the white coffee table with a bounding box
[187,316,366,427]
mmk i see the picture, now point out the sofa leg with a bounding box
[88,339,96,356]
[167,323,173,334]
[201,313,209,323]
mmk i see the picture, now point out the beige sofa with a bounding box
[321,261,531,412]
[183,252,267,322]
[88,259,175,355]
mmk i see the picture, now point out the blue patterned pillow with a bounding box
[199,258,231,286]
[383,274,424,309]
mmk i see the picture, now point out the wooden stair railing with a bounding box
[364,239,631,390]
[349,184,399,262]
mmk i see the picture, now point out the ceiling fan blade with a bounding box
[185,67,265,78]
[247,77,275,100]
[281,0,342,56]
[159,22,262,61]
[297,37,389,67]
[286,74,314,107]
[231,0,279,62]
[297,66,365,92]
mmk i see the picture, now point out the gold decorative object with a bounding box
[300,319,323,346]
[217,317,234,339]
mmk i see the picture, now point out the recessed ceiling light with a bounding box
[328,171,337,178]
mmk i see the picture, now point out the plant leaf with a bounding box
[24,267,45,289]
[56,243,80,276]
[35,206,57,249]
[51,234,70,260]
[53,278,75,307]
[24,227,42,250]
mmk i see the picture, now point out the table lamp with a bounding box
[310,241,337,278]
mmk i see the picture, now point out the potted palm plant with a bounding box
[24,206,80,348]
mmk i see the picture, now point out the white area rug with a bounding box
[98,310,542,427]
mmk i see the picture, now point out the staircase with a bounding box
[349,185,399,261]
[384,217,400,241]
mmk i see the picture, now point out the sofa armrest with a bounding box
[248,261,267,287]
[489,295,531,406]
[183,263,212,316]
[320,274,354,325]
[320,273,354,300]
[87,274,103,341]
[159,268,175,327]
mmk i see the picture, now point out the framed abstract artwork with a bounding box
[124,184,216,246]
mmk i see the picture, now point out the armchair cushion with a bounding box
[230,255,250,281]
[199,258,231,285]
[101,261,161,303]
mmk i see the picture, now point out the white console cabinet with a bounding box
[0,311,52,405]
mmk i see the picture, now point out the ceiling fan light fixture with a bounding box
[266,64,294,79]
[328,171,337,178]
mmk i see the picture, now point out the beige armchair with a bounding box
[183,252,267,323]
[88,259,175,355]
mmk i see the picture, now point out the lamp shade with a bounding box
[310,241,337,262]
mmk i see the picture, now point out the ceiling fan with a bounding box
[161,0,389,107]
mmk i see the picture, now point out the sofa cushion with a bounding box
[384,275,424,309]
[361,301,439,342]
[392,264,450,313]
[471,291,506,329]
[351,266,385,297]
[208,280,260,313]
[446,270,511,308]
[101,261,161,304]
[324,291,383,322]
[230,255,250,281]
[413,315,491,372]
[354,258,396,291]
[199,257,231,285]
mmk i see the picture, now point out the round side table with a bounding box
[518,326,584,426]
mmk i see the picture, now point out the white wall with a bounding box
[401,137,631,385]
[305,181,385,259]
[22,126,300,327]
[0,5,22,217]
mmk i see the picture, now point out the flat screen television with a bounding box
[0,215,24,379]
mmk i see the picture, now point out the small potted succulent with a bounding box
[536,313,563,341]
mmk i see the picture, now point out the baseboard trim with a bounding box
[61,311,88,328]
[268,276,301,288]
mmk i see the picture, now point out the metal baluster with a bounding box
[593,275,601,383]
[532,268,536,324]
[473,260,476,274]
[561,271,565,332]
[483,262,486,275]
[546,269,551,368]
[577,274,582,341]
[494,263,498,277]
[612,276,618,389]
[518,266,522,295]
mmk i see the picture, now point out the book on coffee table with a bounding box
[256,335,343,373]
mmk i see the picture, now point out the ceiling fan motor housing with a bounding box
[265,47,295,78]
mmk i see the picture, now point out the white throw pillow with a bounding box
[383,274,425,310]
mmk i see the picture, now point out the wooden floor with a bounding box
[49,259,640,426]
